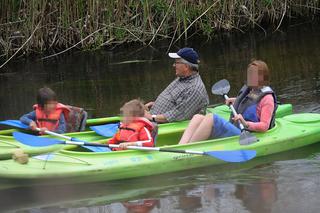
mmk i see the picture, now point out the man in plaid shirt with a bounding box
[145,47,209,123]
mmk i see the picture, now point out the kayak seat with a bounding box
[151,122,158,146]
[66,105,88,133]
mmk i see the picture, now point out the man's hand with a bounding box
[144,110,152,120]
[145,102,154,110]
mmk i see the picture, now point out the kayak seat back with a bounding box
[66,105,88,133]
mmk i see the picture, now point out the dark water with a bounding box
[0,23,320,212]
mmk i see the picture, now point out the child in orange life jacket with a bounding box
[20,87,70,134]
[108,99,154,150]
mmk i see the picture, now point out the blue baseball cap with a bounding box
[168,47,200,65]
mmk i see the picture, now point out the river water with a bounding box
[0,23,320,212]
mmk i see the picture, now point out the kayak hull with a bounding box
[0,111,319,186]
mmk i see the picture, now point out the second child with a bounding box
[108,99,155,150]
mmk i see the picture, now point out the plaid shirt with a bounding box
[150,73,209,122]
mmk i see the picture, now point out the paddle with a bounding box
[89,123,119,137]
[0,120,119,137]
[211,79,259,145]
[0,120,29,129]
[0,120,110,152]
[13,132,256,163]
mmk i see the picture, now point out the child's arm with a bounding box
[20,111,38,131]
[107,131,120,145]
[118,127,154,149]
[137,127,154,147]
[20,111,36,126]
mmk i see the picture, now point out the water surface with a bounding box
[0,23,320,213]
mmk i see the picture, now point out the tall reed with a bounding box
[0,0,319,61]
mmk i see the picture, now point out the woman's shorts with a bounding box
[211,114,241,139]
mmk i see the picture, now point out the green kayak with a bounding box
[1,106,316,186]
[0,105,292,160]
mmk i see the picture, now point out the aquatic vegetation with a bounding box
[0,0,319,61]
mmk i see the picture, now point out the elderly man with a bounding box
[145,47,209,123]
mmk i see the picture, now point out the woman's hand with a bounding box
[225,97,236,106]
[232,114,248,128]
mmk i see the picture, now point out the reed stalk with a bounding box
[0,0,319,63]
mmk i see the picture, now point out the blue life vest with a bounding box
[231,85,277,129]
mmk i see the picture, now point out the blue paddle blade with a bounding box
[0,120,29,129]
[205,150,257,162]
[90,123,119,137]
[82,145,112,152]
[70,137,111,152]
[13,132,63,147]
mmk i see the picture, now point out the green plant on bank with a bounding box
[0,0,319,62]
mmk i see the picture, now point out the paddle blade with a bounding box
[0,120,29,129]
[82,145,112,152]
[239,131,259,145]
[70,137,111,152]
[13,132,63,147]
[205,150,257,162]
[90,123,119,137]
[211,79,230,95]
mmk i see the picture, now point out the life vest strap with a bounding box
[37,118,59,124]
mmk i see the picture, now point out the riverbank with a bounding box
[0,0,319,64]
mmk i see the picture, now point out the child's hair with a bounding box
[120,99,145,117]
[37,87,57,108]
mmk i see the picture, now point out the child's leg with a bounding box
[179,114,206,144]
[188,113,214,143]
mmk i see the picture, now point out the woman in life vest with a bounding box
[20,87,70,134]
[179,60,277,144]
[108,99,154,150]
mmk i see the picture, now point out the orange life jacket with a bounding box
[114,118,154,142]
[33,103,70,131]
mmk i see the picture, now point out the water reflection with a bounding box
[1,143,320,212]
[235,178,277,213]
[122,199,160,213]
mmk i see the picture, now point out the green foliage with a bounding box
[0,0,319,58]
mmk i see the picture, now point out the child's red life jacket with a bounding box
[33,103,70,131]
[108,117,154,150]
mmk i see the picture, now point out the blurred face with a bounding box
[44,100,57,114]
[247,66,264,88]
[173,59,189,77]
[122,110,134,125]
